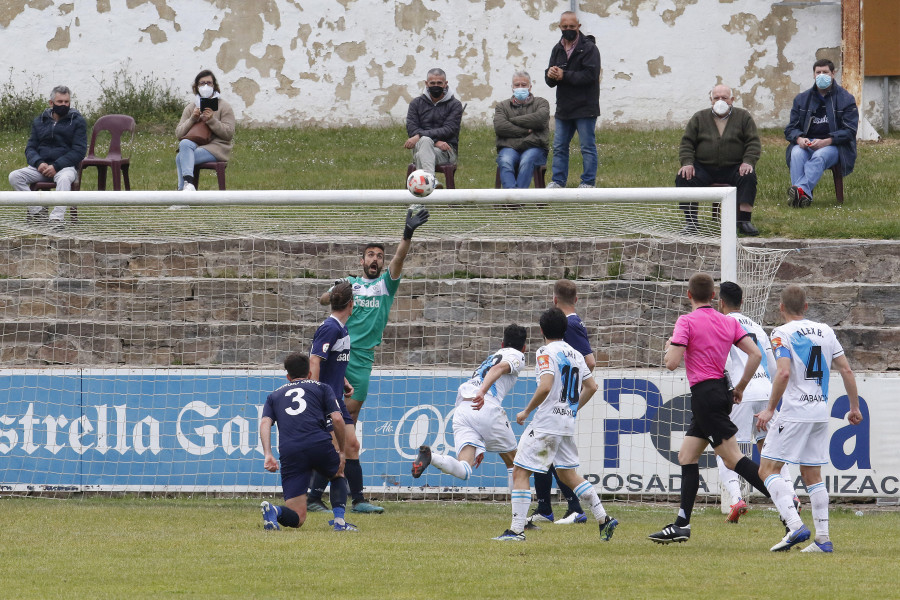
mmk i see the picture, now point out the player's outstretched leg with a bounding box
[764,471,809,551]
[553,467,586,525]
[411,445,432,478]
[569,478,617,541]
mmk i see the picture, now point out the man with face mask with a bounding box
[405,68,463,184]
[8,85,87,228]
[493,71,550,189]
[675,84,761,236]
[784,59,858,207]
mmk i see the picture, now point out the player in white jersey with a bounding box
[757,285,862,552]
[493,308,617,542]
[717,282,797,523]
[411,324,527,485]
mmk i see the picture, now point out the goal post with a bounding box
[0,188,786,500]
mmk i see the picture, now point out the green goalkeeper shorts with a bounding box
[346,347,376,403]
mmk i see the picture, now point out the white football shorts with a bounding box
[451,398,517,457]
[760,418,829,466]
[512,424,579,473]
[730,399,767,443]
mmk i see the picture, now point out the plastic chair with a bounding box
[29,176,81,222]
[494,164,547,188]
[193,161,228,190]
[407,163,456,189]
[79,114,135,191]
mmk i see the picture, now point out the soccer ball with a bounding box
[406,169,436,198]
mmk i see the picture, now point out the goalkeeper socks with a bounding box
[553,467,584,514]
[533,470,554,517]
[573,480,607,521]
[510,489,531,534]
[734,457,771,498]
[430,453,472,480]
[716,455,742,504]
[675,463,699,527]
[807,482,829,541]
[307,471,328,502]
[330,476,349,525]
[344,459,365,504]
[277,505,300,528]
[765,473,803,531]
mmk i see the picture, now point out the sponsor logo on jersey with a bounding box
[537,355,549,370]
[771,336,783,349]
[322,343,330,353]
[354,297,381,309]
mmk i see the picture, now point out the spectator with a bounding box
[544,10,601,189]
[174,70,235,192]
[784,59,858,207]
[676,84,761,236]
[8,85,87,228]
[404,68,463,186]
[493,71,550,189]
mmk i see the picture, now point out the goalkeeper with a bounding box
[308,206,430,514]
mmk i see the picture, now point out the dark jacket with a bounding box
[680,106,761,168]
[25,108,88,171]
[544,33,601,120]
[493,95,551,152]
[784,83,858,176]
[406,91,464,152]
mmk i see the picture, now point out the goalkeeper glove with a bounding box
[403,207,430,240]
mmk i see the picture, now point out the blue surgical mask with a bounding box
[513,88,530,102]
[815,74,832,89]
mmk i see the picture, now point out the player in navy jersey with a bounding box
[528,280,593,527]
[259,353,357,531]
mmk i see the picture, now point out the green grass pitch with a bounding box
[1,497,898,599]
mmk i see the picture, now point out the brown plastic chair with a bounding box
[79,114,135,191]
[407,163,456,189]
[193,161,228,190]
[831,164,844,204]
[494,164,547,188]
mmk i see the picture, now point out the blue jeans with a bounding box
[175,139,217,189]
[496,147,548,188]
[551,117,598,186]
[789,144,839,196]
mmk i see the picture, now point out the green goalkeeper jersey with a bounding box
[345,270,401,350]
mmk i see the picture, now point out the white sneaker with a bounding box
[48,218,65,231]
[577,183,594,188]
[545,181,563,189]
[555,510,587,525]
[182,183,196,192]
[168,205,190,210]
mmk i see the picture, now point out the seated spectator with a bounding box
[8,85,86,228]
[404,68,463,185]
[493,71,550,189]
[174,70,235,192]
[784,59,858,207]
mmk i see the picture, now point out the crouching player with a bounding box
[411,323,527,488]
[494,308,617,542]
[259,352,357,532]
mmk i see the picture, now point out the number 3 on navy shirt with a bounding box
[285,388,307,415]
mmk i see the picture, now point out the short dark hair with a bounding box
[718,281,743,309]
[284,352,310,379]
[688,272,715,303]
[781,284,807,316]
[813,58,835,73]
[192,70,220,95]
[554,279,577,305]
[331,281,354,311]
[363,243,385,255]
[502,323,527,351]
[539,307,568,340]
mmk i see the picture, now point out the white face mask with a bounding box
[198,84,214,99]
[712,99,730,117]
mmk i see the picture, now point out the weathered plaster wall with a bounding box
[1,0,882,129]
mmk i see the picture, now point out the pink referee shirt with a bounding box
[671,306,748,387]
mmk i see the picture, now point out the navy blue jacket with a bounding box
[544,33,601,120]
[406,92,463,153]
[784,84,858,176]
[25,108,87,171]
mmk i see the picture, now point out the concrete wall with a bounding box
[4,0,890,129]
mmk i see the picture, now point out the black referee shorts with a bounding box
[685,377,738,448]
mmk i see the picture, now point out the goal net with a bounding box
[0,188,789,500]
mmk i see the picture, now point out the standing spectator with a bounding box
[544,11,601,189]
[404,68,463,185]
[784,59,858,207]
[8,85,86,228]
[493,71,550,189]
[174,70,235,192]
[676,84,761,236]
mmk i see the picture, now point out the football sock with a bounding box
[675,463,699,527]
[277,505,300,528]
[330,476,348,525]
[734,457,771,498]
[430,453,472,480]
[533,470,554,517]
[765,473,803,531]
[553,467,584,514]
[807,482,829,541]
[307,472,328,502]
[716,455,742,504]
[573,480,607,521]
[507,468,514,493]
[345,459,365,504]
[510,489,531,534]
[780,464,794,489]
